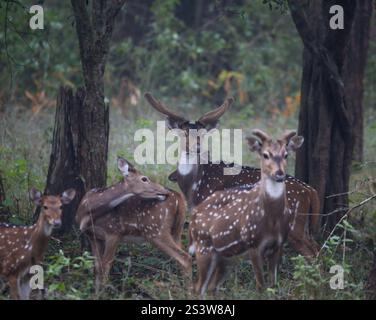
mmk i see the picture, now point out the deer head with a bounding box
[145,93,233,181]
[246,129,304,183]
[117,157,168,201]
[29,188,76,232]
[144,92,233,153]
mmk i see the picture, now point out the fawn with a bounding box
[0,188,76,299]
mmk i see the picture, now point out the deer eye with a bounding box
[263,153,269,160]
[141,177,148,182]
[43,206,48,210]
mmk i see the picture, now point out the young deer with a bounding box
[76,158,191,293]
[145,93,320,259]
[0,188,76,299]
[189,129,304,297]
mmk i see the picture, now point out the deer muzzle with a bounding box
[274,170,286,183]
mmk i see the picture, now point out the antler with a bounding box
[144,93,187,124]
[197,97,234,127]
[251,129,271,142]
[280,130,297,143]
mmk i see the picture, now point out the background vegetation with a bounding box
[0,0,375,299]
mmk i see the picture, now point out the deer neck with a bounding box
[260,174,286,213]
[177,152,198,176]
[30,216,52,258]
[176,153,201,209]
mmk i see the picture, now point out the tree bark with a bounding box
[43,87,85,232]
[0,172,9,222]
[288,0,371,231]
[344,1,373,162]
[366,249,376,300]
[43,1,125,233]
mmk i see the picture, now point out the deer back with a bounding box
[85,189,186,242]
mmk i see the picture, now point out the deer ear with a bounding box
[246,137,262,153]
[61,189,76,204]
[286,135,304,152]
[29,188,42,205]
[117,157,136,176]
[168,171,178,182]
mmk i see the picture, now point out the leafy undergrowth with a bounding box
[0,215,373,300]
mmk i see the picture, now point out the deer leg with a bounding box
[207,257,227,295]
[8,275,20,300]
[200,252,218,299]
[288,231,317,261]
[249,248,264,292]
[101,235,120,287]
[267,246,283,288]
[19,275,32,300]
[194,251,218,299]
[88,235,106,294]
[151,236,192,277]
[289,207,320,260]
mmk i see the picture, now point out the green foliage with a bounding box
[45,250,94,300]
[290,219,366,300]
[0,0,81,100]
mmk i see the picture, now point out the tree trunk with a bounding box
[288,0,371,231]
[42,1,125,233]
[344,1,373,162]
[0,172,9,222]
[43,87,85,233]
[366,249,376,300]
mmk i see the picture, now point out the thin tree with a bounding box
[0,173,8,220]
[44,0,126,233]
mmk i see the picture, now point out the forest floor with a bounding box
[0,104,375,300]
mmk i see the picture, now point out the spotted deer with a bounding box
[145,93,320,259]
[0,188,76,299]
[189,129,304,296]
[76,157,191,293]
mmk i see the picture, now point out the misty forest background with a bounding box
[0,0,376,299]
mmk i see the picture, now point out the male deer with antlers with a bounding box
[189,129,304,296]
[145,93,320,260]
[0,188,76,299]
[76,157,191,293]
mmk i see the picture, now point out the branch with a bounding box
[101,0,126,47]
[318,193,376,256]
[70,0,94,61]
[287,0,316,49]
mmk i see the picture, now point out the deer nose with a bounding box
[53,219,62,228]
[275,170,285,182]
